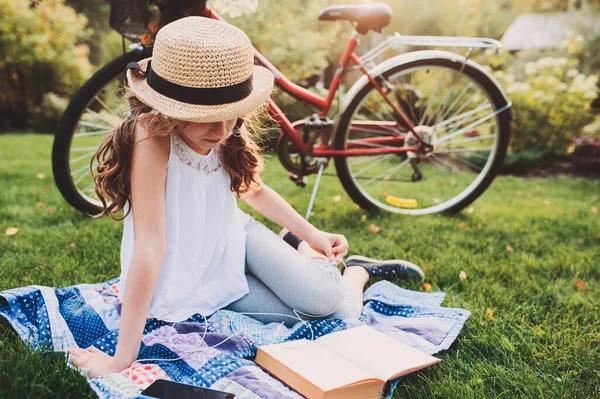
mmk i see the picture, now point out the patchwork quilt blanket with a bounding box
[0,278,470,398]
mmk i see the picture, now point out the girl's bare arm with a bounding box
[113,123,170,369]
[241,174,349,262]
[240,175,319,242]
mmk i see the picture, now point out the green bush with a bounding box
[214,0,343,124]
[30,92,69,133]
[220,0,342,86]
[0,0,92,130]
[488,52,599,158]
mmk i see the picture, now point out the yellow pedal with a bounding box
[386,195,418,208]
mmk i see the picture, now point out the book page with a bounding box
[257,339,382,392]
[316,325,441,381]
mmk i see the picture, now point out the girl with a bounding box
[68,16,423,379]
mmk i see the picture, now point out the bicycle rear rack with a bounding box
[358,33,503,68]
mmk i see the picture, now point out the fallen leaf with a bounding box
[459,221,470,230]
[36,173,45,179]
[535,186,541,192]
[382,191,389,196]
[477,222,483,229]
[420,282,432,292]
[48,206,57,213]
[459,271,467,281]
[486,308,494,319]
[596,233,600,239]
[5,227,18,236]
[360,214,367,222]
[591,207,598,214]
[468,207,474,213]
[36,202,45,209]
[355,204,361,211]
[369,224,380,234]
[506,244,514,253]
[574,279,585,291]
[433,198,441,204]
[544,199,551,206]
[450,180,457,186]
[68,242,76,249]
[332,195,342,202]
[43,185,49,191]
[576,238,584,245]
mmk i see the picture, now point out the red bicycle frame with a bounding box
[206,8,427,159]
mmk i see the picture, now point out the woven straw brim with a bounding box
[126,57,274,123]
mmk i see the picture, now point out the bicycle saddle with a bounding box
[318,3,392,34]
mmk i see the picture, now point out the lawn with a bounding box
[0,133,599,398]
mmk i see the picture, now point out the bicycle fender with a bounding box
[338,49,510,118]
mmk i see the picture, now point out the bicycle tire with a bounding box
[333,51,511,215]
[52,50,147,216]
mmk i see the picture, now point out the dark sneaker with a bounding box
[278,228,303,250]
[345,255,424,280]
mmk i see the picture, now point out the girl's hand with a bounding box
[68,346,128,379]
[307,230,349,264]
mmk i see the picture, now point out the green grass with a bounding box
[1,133,599,398]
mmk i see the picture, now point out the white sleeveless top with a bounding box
[118,132,251,322]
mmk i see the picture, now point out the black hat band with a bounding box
[127,61,253,106]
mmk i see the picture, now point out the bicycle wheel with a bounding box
[334,51,511,215]
[52,50,148,216]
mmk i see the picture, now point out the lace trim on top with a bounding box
[172,133,222,175]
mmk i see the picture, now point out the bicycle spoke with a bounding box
[348,153,390,168]
[356,104,405,135]
[438,82,474,122]
[73,159,99,186]
[353,153,394,177]
[70,146,102,152]
[362,157,411,188]
[434,146,494,154]
[463,151,490,161]
[74,128,113,138]
[436,132,496,147]
[78,120,112,131]
[435,101,491,129]
[83,181,96,194]
[70,163,91,178]
[69,149,98,164]
[429,154,469,175]
[346,139,402,149]
[436,112,499,145]
[349,125,401,136]
[94,94,117,116]
[418,70,443,126]
[84,107,119,127]
[447,89,481,123]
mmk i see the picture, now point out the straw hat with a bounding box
[125,16,274,123]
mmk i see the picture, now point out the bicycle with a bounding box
[52,2,512,218]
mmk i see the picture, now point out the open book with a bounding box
[255,324,441,399]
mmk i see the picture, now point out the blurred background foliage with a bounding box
[0,0,92,130]
[0,0,599,172]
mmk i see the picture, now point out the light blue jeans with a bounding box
[224,216,362,327]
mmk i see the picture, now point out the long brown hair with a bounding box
[91,90,267,220]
